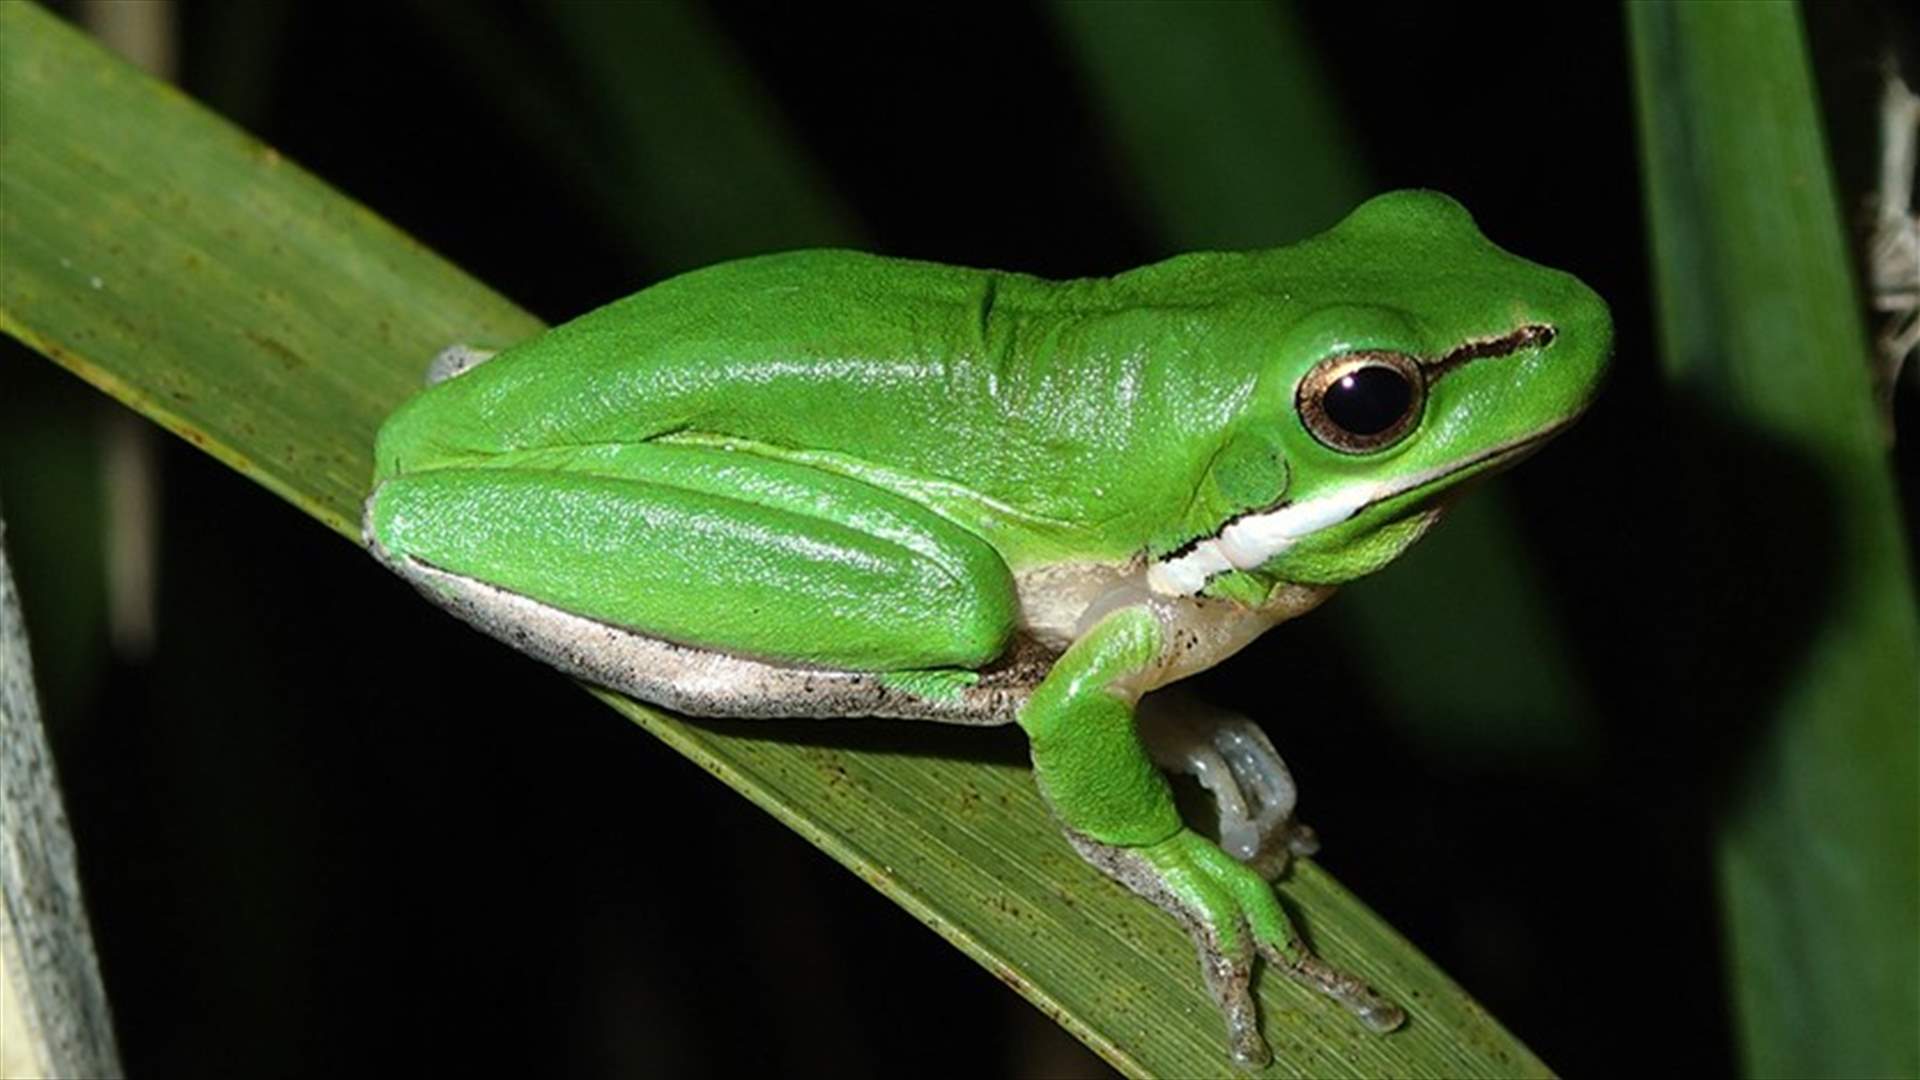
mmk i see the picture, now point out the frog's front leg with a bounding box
[1019,607,1403,1068]
[1138,690,1320,879]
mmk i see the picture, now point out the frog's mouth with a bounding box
[1145,415,1576,596]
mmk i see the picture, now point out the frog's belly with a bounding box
[388,550,1328,726]
[1011,561,1335,694]
[388,553,1038,725]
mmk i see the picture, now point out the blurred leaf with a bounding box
[1,5,1549,1076]
[411,0,861,272]
[0,359,108,729]
[1629,4,1920,1076]
[1049,0,1364,246]
[188,0,292,127]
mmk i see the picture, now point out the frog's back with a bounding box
[378,246,1310,581]
[376,251,1032,478]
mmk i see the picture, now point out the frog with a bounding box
[362,190,1611,1067]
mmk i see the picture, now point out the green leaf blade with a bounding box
[1629,4,1920,1076]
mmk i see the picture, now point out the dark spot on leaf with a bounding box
[245,330,303,370]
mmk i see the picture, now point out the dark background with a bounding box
[3,2,1914,1076]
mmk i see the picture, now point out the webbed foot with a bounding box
[1068,827,1405,1069]
[1139,692,1319,879]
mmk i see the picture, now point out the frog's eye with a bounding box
[1297,351,1425,453]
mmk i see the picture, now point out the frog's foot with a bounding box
[1138,692,1319,878]
[424,344,498,385]
[1067,828,1404,1068]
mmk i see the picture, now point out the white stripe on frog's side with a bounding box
[1145,422,1571,597]
[1145,484,1383,596]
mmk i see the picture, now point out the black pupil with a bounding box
[1323,366,1413,437]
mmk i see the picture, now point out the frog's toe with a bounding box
[1161,866,1271,1068]
[1069,829,1274,1067]
[1256,937,1406,1034]
[1199,945,1270,1069]
[425,344,498,385]
[1176,834,1407,1045]
[1139,693,1314,873]
[1071,827,1405,1064]
[1208,717,1308,864]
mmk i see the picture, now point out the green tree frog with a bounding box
[363,190,1610,1067]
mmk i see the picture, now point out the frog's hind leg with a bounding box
[1138,690,1319,879]
[364,442,1026,723]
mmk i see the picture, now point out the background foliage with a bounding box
[2,1,1914,1076]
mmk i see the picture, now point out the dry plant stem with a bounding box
[0,509,122,1079]
[1869,65,1919,424]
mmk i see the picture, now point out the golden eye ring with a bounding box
[1296,351,1426,454]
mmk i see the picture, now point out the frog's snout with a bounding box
[1537,281,1615,410]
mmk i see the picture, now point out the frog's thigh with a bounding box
[366,446,1018,672]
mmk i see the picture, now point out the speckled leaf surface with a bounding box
[0,6,1548,1075]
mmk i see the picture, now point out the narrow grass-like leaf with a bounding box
[1047,0,1364,247]
[408,0,862,273]
[1629,5,1920,1076]
[0,6,1547,1075]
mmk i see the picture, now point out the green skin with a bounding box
[364,191,1610,1067]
